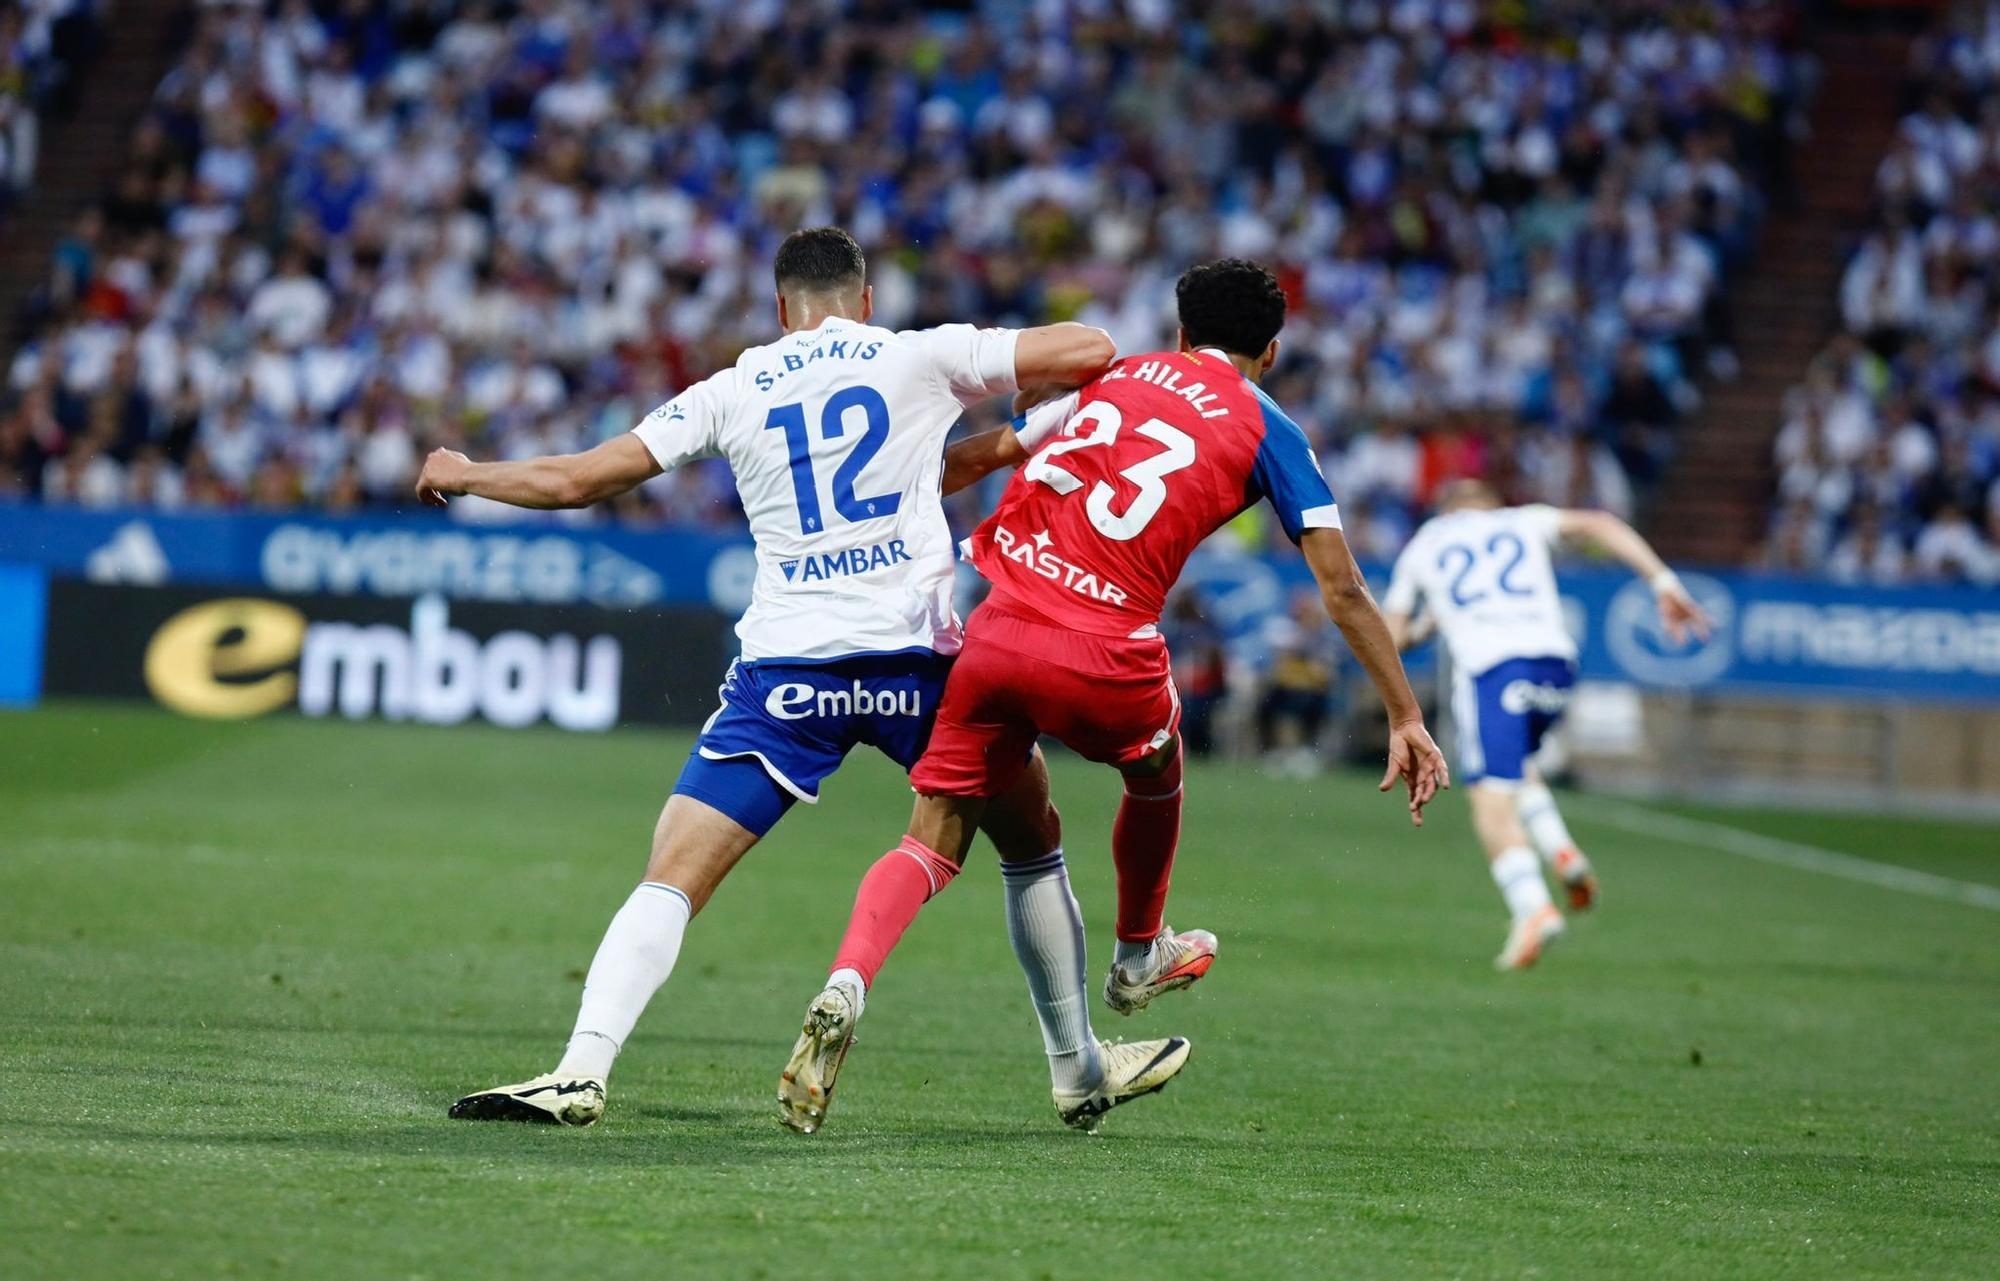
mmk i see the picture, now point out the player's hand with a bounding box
[1655,579,1712,645]
[1011,385,1067,417]
[1379,718,1449,828]
[416,448,471,508]
[1405,608,1437,649]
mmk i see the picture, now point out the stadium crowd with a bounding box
[1762,3,2000,586]
[1,0,1802,562]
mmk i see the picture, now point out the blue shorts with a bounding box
[671,651,953,836]
[1452,656,1577,787]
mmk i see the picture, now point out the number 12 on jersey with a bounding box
[1023,401,1196,541]
[764,386,902,532]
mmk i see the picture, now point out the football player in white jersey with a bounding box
[1382,481,1709,970]
[417,228,1192,1125]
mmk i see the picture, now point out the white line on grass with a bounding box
[1572,796,2000,913]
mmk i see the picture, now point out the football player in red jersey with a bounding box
[777,260,1448,1134]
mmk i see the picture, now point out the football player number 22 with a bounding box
[1023,401,1196,541]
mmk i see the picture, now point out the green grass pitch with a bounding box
[3,702,1996,1279]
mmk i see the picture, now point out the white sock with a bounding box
[1000,850,1102,1093]
[1517,781,1580,866]
[555,882,691,1080]
[827,966,867,1020]
[1113,934,1159,975]
[1490,846,1553,921]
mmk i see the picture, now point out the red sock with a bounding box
[1113,753,1183,942]
[830,836,962,987]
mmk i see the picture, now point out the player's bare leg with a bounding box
[1518,764,1597,910]
[452,795,759,1125]
[1470,783,1564,971]
[1104,736,1218,1014]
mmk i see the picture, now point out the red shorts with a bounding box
[911,591,1179,797]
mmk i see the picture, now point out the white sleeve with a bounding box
[1381,541,1423,616]
[1012,391,1079,452]
[911,324,1020,406]
[630,372,726,470]
[1518,503,1564,547]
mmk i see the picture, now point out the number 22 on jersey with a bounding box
[1437,532,1532,606]
[1022,401,1197,541]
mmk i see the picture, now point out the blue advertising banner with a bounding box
[0,562,48,706]
[5,502,1998,702]
[1203,549,2000,703]
[0,500,756,612]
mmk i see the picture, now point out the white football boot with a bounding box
[777,979,861,1134]
[1494,904,1566,971]
[1053,1036,1192,1131]
[449,1073,606,1126]
[1104,926,1218,1016]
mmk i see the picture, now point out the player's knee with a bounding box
[989,798,1062,862]
[1468,781,1527,852]
[907,793,984,865]
[643,794,761,912]
[1121,735,1183,795]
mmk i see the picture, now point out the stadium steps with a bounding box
[1651,29,1912,566]
[0,0,187,345]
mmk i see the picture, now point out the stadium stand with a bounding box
[1758,3,2000,586]
[1,1,1804,561]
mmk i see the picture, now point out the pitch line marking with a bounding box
[1573,797,2000,913]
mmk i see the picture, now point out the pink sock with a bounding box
[1113,753,1183,943]
[830,836,962,987]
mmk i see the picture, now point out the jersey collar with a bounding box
[793,315,858,338]
[1191,347,1251,382]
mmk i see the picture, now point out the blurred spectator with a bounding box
[1258,588,1339,776]
[1,0,104,209]
[1161,590,1227,760]
[1825,504,1910,585]
[1913,501,1996,584]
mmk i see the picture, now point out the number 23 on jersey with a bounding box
[1021,401,1198,541]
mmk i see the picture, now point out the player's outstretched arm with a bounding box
[1012,322,1116,393]
[1555,508,1713,644]
[416,435,663,511]
[940,376,1101,497]
[941,427,1029,496]
[938,327,1109,497]
[1300,527,1449,826]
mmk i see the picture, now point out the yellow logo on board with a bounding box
[143,599,306,719]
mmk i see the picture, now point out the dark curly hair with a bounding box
[1175,258,1286,359]
[774,226,867,294]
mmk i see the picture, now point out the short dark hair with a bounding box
[774,227,866,295]
[1175,258,1286,358]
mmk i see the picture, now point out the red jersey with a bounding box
[966,349,1341,637]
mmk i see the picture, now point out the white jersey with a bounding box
[1382,504,1578,676]
[632,316,1018,662]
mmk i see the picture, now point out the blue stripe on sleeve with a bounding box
[1245,384,1338,543]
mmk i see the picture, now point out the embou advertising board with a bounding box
[39,582,735,730]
